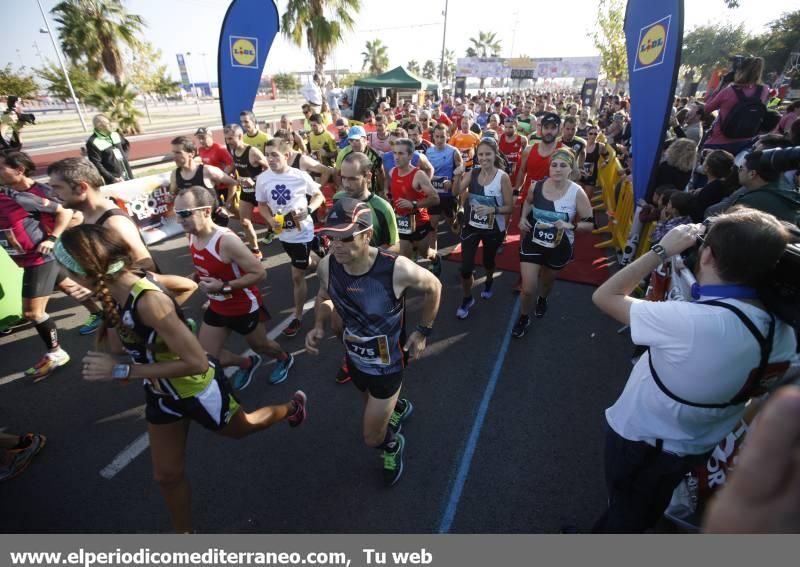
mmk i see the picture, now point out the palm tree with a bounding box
[468,31,502,58]
[51,0,145,85]
[422,60,437,80]
[361,39,389,75]
[438,49,456,84]
[282,0,361,85]
[407,60,420,75]
[85,82,143,134]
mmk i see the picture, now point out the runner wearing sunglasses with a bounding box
[174,187,295,389]
[305,198,442,486]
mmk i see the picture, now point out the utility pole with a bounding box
[438,0,449,84]
[36,0,87,131]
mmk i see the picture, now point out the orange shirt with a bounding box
[448,131,481,169]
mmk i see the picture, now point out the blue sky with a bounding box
[3,0,798,84]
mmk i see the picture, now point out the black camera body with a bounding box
[752,146,800,176]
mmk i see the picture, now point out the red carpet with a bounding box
[446,206,611,286]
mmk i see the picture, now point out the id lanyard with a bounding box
[690,284,759,301]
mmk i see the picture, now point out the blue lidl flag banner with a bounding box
[218,0,279,126]
[624,0,684,203]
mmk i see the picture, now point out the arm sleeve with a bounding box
[703,85,729,114]
[13,191,60,214]
[86,140,114,184]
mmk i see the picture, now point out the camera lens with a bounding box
[759,146,800,174]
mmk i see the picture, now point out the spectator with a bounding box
[0,96,27,154]
[689,149,737,222]
[592,208,798,533]
[85,114,133,185]
[776,100,799,136]
[653,138,696,191]
[651,191,693,242]
[725,150,800,224]
[703,56,769,154]
[683,103,705,144]
[638,186,677,224]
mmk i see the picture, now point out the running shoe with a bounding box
[383,433,406,487]
[456,296,476,319]
[535,296,548,319]
[260,231,275,245]
[231,353,263,390]
[282,318,302,337]
[311,235,330,258]
[388,398,414,434]
[511,315,531,339]
[24,350,70,382]
[79,312,102,335]
[269,352,294,385]
[0,433,47,482]
[429,255,442,277]
[335,357,352,384]
[288,390,307,428]
[480,285,494,300]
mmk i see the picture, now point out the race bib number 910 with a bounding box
[532,221,564,248]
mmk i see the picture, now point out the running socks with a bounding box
[34,315,59,351]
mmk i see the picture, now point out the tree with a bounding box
[282,0,361,85]
[468,31,502,58]
[0,65,38,99]
[361,39,389,75]
[51,0,145,85]
[152,75,180,101]
[751,10,800,78]
[338,72,367,88]
[422,60,437,80]
[681,23,750,83]
[126,42,169,98]
[438,49,456,85]
[273,73,300,92]
[35,61,98,101]
[84,82,143,134]
[592,0,628,86]
[407,60,420,75]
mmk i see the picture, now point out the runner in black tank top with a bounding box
[306,198,443,488]
[225,126,269,257]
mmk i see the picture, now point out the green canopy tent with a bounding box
[354,66,439,92]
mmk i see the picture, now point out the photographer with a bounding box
[727,149,800,224]
[703,56,769,155]
[591,208,797,532]
[1,97,34,154]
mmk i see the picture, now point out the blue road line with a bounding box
[437,296,521,533]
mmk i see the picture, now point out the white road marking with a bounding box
[100,298,316,478]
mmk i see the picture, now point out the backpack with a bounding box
[720,85,766,139]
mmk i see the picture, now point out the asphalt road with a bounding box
[0,223,632,533]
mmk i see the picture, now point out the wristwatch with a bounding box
[112,364,130,381]
[411,200,418,210]
[650,243,669,262]
[415,324,433,337]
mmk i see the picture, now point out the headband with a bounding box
[53,239,125,277]
[551,148,576,169]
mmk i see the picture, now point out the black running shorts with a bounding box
[281,240,313,270]
[346,358,405,400]
[519,232,574,270]
[202,305,270,336]
[22,260,66,299]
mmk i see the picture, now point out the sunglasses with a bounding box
[329,227,370,243]
[174,206,210,218]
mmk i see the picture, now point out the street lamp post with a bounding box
[438,0,449,85]
[35,0,87,131]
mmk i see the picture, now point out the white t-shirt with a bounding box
[255,168,320,244]
[606,296,797,456]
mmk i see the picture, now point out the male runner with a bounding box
[367,115,393,156]
[448,116,482,171]
[308,113,338,167]
[426,123,465,244]
[389,138,439,263]
[195,127,234,206]
[256,139,325,337]
[336,126,384,197]
[516,113,563,202]
[305,198,442,486]
[240,110,269,153]
[499,116,528,183]
[223,124,269,258]
[174,186,294,387]
[558,116,587,172]
[407,123,432,154]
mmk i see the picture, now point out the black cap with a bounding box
[319,198,373,239]
[540,112,561,128]
[195,127,212,136]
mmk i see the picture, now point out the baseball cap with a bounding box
[335,117,348,127]
[455,97,463,104]
[195,127,212,136]
[540,112,561,127]
[347,125,367,139]
[319,198,373,240]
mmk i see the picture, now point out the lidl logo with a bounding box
[633,16,670,72]
[230,36,258,69]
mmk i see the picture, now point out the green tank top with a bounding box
[117,275,213,399]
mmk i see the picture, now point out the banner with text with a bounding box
[218,0,280,125]
[101,174,183,245]
[455,57,600,80]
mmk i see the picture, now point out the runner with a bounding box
[453,138,513,319]
[278,114,307,153]
[305,198,442,486]
[335,126,385,197]
[240,110,269,153]
[0,152,74,379]
[498,116,528,183]
[308,113,338,167]
[168,136,237,227]
[448,116,482,171]
[273,129,334,185]
[194,127,234,207]
[514,148,594,338]
[367,115,393,156]
[515,101,534,137]
[223,124,269,258]
[256,139,325,337]
[515,112,563,202]
[407,123,432,154]
[426,123,464,245]
[174,186,294,388]
[580,125,601,201]
[56,224,305,533]
[381,129,434,198]
[389,138,440,264]
[418,111,434,143]
[559,116,587,173]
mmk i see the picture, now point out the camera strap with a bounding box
[647,299,778,409]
